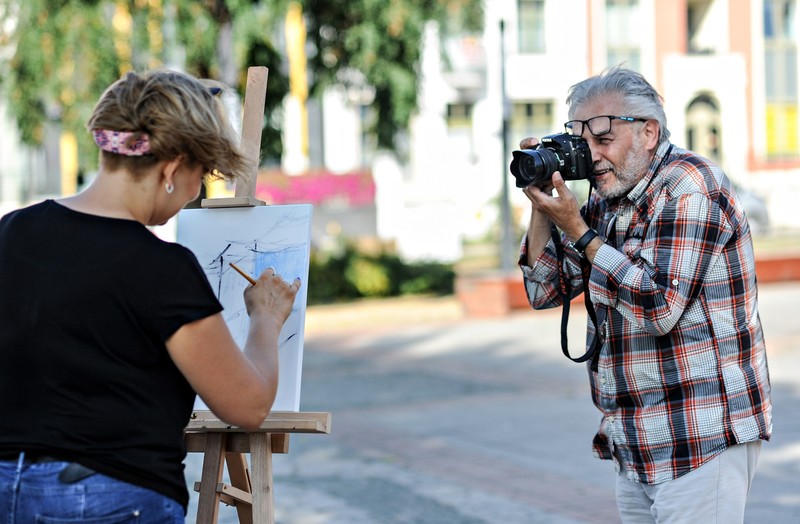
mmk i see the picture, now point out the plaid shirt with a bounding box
[520,141,772,484]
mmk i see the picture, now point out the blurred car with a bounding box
[734,183,771,236]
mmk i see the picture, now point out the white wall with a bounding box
[0,99,27,216]
[662,53,749,184]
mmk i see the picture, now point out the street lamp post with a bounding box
[499,19,514,273]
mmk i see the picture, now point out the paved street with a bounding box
[185,281,800,523]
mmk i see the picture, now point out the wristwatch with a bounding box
[573,229,598,257]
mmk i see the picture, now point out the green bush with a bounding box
[345,256,391,297]
[306,245,455,304]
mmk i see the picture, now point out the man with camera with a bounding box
[516,66,772,523]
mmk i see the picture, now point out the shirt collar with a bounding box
[623,141,673,208]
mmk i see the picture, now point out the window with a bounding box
[446,103,473,129]
[518,0,545,54]
[446,103,477,163]
[508,101,554,152]
[686,95,721,162]
[606,0,641,70]
[764,0,798,158]
[687,0,721,54]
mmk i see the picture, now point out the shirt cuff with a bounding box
[587,243,628,306]
[520,250,559,283]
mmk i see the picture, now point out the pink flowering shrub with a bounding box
[256,169,375,207]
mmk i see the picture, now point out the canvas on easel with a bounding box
[176,204,313,412]
[179,65,329,524]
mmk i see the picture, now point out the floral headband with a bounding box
[92,129,151,156]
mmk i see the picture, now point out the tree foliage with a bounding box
[304,0,483,149]
[0,1,120,169]
[0,0,483,174]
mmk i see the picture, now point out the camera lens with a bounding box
[520,156,539,175]
[510,148,562,188]
[525,154,550,176]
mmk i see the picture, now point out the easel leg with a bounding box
[196,433,226,524]
[249,433,275,524]
[226,452,254,524]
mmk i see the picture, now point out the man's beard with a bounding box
[594,136,651,199]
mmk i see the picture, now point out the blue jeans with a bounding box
[0,453,184,523]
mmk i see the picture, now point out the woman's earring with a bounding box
[165,182,175,194]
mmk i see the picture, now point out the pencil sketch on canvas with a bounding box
[176,204,313,412]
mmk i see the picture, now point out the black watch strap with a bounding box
[573,229,598,256]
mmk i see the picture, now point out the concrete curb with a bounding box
[455,253,800,318]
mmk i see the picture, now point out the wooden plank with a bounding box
[201,196,265,208]
[192,482,253,509]
[250,433,275,524]
[195,432,226,524]
[271,433,290,454]
[236,66,269,200]
[186,411,331,434]
[186,432,292,454]
[219,483,253,506]
[226,453,253,524]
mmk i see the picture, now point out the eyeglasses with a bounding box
[564,115,648,137]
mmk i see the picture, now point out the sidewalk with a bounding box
[185,281,800,524]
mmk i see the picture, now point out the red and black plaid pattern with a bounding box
[519,142,772,485]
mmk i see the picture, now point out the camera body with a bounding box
[510,133,593,189]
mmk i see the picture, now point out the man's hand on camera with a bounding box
[525,172,588,242]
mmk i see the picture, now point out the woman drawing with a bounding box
[0,69,300,522]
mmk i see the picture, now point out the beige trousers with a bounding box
[615,441,762,524]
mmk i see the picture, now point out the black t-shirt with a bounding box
[0,200,223,509]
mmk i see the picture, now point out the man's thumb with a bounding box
[551,171,565,193]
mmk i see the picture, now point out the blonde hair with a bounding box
[87,69,249,180]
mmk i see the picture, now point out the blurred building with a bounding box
[289,0,800,263]
[3,0,799,262]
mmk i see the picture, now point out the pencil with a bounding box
[229,262,257,285]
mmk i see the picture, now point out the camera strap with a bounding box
[552,224,601,366]
[551,144,674,368]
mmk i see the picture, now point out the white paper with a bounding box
[176,204,313,412]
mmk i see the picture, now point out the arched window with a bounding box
[686,94,721,162]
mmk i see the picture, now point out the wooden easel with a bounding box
[185,66,331,524]
[186,411,331,524]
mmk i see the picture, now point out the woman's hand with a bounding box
[243,268,301,325]
[166,268,302,431]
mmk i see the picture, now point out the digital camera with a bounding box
[510,133,593,188]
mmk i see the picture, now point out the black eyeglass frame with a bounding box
[564,115,648,137]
